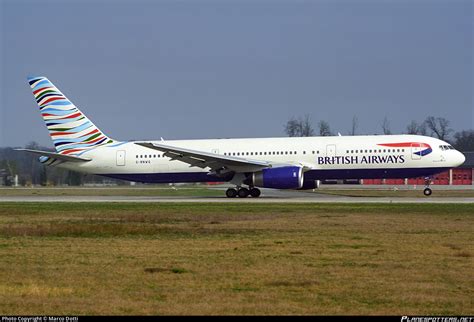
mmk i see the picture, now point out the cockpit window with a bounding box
[440,145,455,151]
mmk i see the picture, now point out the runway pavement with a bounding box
[1,189,473,204]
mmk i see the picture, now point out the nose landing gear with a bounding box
[423,177,432,196]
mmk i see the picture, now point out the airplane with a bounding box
[18,76,466,198]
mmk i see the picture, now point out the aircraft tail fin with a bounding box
[27,76,115,155]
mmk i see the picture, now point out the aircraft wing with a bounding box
[15,149,92,162]
[135,142,271,173]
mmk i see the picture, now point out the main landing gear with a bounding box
[226,187,261,198]
[423,177,433,197]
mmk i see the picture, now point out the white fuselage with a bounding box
[57,134,465,184]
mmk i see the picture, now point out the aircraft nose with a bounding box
[456,151,466,166]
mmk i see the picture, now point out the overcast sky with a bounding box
[0,0,472,148]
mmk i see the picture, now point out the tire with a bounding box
[226,188,237,198]
[250,188,261,198]
[237,188,250,198]
[423,188,432,196]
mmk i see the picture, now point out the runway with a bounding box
[1,189,473,204]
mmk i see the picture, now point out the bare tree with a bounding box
[284,115,314,137]
[424,116,453,141]
[301,114,314,137]
[318,120,332,136]
[381,117,392,135]
[349,116,358,136]
[406,120,427,135]
[284,117,302,137]
[453,130,474,151]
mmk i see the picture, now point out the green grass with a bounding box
[0,186,223,197]
[2,186,473,198]
[0,202,472,315]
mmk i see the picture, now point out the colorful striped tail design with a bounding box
[27,76,115,155]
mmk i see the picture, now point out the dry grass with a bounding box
[0,186,222,197]
[0,202,472,315]
[316,189,474,198]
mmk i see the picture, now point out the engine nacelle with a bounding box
[250,166,304,189]
[299,179,320,190]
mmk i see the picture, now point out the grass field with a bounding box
[0,202,472,315]
[0,186,223,197]
[316,189,474,198]
[1,186,474,198]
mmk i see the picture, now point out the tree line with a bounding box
[284,114,474,152]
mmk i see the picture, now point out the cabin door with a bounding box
[326,144,336,157]
[116,150,126,166]
[411,143,422,160]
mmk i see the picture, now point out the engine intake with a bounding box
[250,166,304,189]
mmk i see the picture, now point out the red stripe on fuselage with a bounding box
[378,142,431,148]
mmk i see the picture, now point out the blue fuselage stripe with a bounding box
[98,167,451,184]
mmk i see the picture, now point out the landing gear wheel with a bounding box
[423,188,432,197]
[250,188,261,198]
[226,188,238,198]
[237,187,250,198]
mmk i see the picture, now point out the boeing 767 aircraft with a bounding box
[18,76,466,198]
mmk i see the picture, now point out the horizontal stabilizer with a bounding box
[15,149,92,162]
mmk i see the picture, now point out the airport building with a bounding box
[362,151,474,186]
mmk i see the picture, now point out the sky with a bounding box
[0,0,472,148]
